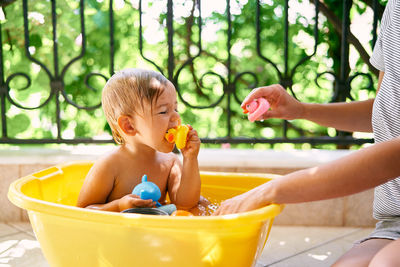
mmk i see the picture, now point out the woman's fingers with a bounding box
[241,88,266,108]
[241,84,284,109]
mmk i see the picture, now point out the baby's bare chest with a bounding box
[107,160,171,202]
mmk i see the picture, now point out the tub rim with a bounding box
[8,162,284,229]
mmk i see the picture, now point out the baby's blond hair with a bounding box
[102,68,169,144]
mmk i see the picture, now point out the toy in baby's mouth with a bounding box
[122,175,192,216]
[242,98,270,122]
[165,124,190,149]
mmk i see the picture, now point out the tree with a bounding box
[0,0,381,148]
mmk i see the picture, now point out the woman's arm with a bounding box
[271,137,400,204]
[214,135,400,215]
[241,72,385,133]
[301,99,374,132]
[301,71,384,132]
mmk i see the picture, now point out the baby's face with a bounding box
[133,80,180,153]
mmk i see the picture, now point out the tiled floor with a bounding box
[259,226,373,266]
[0,222,373,267]
[0,222,49,267]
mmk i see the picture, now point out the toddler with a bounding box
[77,68,202,213]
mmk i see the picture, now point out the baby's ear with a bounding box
[117,115,137,136]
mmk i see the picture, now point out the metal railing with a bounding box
[0,0,380,145]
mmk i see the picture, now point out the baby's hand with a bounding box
[180,125,200,159]
[118,194,156,212]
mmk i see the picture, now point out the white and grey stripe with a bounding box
[370,0,400,220]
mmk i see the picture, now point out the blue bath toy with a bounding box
[132,175,162,207]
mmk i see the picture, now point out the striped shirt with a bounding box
[370,0,400,220]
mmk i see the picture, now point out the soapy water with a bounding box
[189,197,220,216]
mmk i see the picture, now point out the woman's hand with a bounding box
[213,183,273,215]
[241,84,305,121]
[118,194,156,212]
[180,125,201,159]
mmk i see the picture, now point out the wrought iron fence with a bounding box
[0,0,380,145]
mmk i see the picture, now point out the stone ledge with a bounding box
[0,146,353,167]
[0,146,376,226]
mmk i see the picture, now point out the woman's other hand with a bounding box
[241,84,304,121]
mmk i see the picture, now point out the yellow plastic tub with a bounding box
[8,161,283,267]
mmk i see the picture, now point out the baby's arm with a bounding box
[77,157,154,212]
[167,127,201,210]
[77,158,121,211]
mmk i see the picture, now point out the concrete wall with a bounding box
[0,146,376,227]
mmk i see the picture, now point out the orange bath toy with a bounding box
[165,124,190,149]
[171,210,194,216]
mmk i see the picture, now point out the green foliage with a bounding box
[7,113,30,137]
[1,0,378,149]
